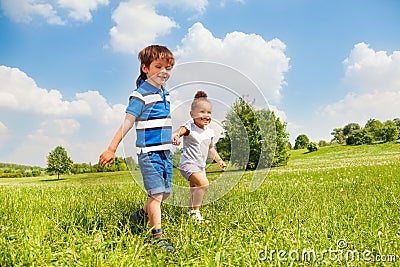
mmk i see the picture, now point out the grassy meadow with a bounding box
[1,143,400,266]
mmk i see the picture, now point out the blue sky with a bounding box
[1,0,399,167]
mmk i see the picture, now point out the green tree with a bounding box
[383,120,399,142]
[307,142,318,152]
[346,129,363,145]
[271,115,290,167]
[330,128,345,144]
[393,118,400,132]
[364,119,384,142]
[124,157,138,171]
[294,134,310,149]
[102,157,128,172]
[318,140,329,147]
[346,129,373,145]
[343,123,361,138]
[217,97,290,170]
[219,97,251,169]
[46,146,73,179]
[215,133,231,162]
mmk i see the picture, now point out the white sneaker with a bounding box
[190,210,210,223]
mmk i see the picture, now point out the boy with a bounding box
[99,45,175,251]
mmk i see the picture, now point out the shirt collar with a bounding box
[141,81,168,95]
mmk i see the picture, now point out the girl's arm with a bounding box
[172,126,189,146]
[99,113,136,167]
[208,141,226,171]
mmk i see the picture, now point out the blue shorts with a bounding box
[138,150,172,196]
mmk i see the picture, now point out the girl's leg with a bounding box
[188,171,209,210]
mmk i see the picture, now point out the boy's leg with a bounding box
[144,193,173,251]
[188,171,209,210]
[144,193,163,230]
[137,151,172,227]
[136,151,173,250]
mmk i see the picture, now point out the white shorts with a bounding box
[179,162,205,180]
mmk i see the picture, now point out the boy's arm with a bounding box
[172,126,189,146]
[99,113,136,167]
[208,141,226,171]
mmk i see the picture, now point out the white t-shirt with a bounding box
[180,121,215,168]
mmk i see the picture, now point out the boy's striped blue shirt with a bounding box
[126,81,172,153]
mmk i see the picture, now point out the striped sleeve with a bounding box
[126,91,145,117]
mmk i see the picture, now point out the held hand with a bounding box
[172,134,181,146]
[218,160,226,171]
[99,149,115,167]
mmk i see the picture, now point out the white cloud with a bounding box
[108,0,216,54]
[0,66,124,122]
[219,0,245,8]
[323,91,400,124]
[343,42,400,92]
[0,121,7,151]
[286,121,304,142]
[151,0,208,13]
[269,104,287,122]
[37,119,80,136]
[0,0,108,24]
[0,121,7,135]
[3,114,125,167]
[8,129,69,167]
[0,65,127,166]
[56,0,109,21]
[1,0,65,25]
[173,22,290,103]
[75,91,126,125]
[0,66,91,116]
[109,1,178,54]
[321,43,400,129]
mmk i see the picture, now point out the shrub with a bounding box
[307,142,318,152]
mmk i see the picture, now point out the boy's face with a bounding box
[190,101,212,129]
[142,58,173,88]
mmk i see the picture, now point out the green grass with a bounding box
[1,143,400,266]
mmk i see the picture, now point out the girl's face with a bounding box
[142,58,173,88]
[190,100,212,129]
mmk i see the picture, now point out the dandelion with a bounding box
[378,231,383,238]
[93,233,101,245]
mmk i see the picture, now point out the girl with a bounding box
[172,91,226,222]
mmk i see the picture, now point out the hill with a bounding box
[0,142,399,266]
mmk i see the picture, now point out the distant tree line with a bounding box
[70,156,137,174]
[1,146,138,179]
[294,118,400,152]
[331,118,400,145]
[0,163,43,178]
[45,146,137,179]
